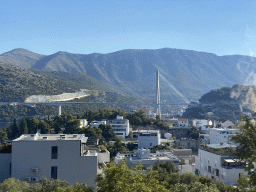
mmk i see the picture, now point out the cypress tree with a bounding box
[12,118,20,138]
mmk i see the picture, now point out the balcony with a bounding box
[221,159,245,169]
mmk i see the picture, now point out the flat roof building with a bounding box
[193,143,247,185]
[115,148,179,170]
[0,132,110,187]
[138,130,160,149]
[109,116,129,140]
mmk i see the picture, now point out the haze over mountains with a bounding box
[1,48,256,103]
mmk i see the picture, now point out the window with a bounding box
[51,146,58,159]
[208,166,211,173]
[216,169,219,176]
[51,166,58,179]
[9,163,11,176]
[195,169,199,176]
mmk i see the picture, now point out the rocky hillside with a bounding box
[2,48,256,102]
[182,85,256,122]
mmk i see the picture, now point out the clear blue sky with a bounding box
[1,0,256,56]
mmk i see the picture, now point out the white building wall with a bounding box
[193,119,208,127]
[178,119,188,127]
[209,128,238,144]
[220,120,234,127]
[110,116,129,139]
[194,149,247,185]
[11,139,98,187]
[138,131,160,149]
[98,152,110,163]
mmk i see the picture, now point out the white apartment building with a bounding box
[193,144,247,185]
[178,118,188,127]
[90,120,106,128]
[0,133,110,187]
[219,120,234,128]
[138,130,160,149]
[192,119,212,127]
[109,115,129,139]
[209,128,238,144]
[145,111,156,119]
[115,148,179,170]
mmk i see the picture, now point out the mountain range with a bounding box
[1,48,256,102]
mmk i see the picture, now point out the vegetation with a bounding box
[183,84,256,122]
[31,70,114,92]
[151,144,172,153]
[0,62,80,102]
[0,178,93,192]
[231,115,256,170]
[96,159,237,192]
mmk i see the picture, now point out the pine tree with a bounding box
[12,118,20,138]
[19,118,28,134]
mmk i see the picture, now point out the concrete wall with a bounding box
[98,152,110,163]
[169,128,192,139]
[194,149,247,185]
[174,139,202,150]
[209,129,237,144]
[0,153,11,183]
[138,135,160,149]
[12,140,98,187]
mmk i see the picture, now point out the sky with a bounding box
[1,0,256,56]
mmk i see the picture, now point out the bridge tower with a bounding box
[156,70,161,119]
[58,105,61,116]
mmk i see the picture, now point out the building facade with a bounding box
[209,128,238,144]
[178,118,188,127]
[109,116,129,139]
[0,133,110,187]
[193,144,247,185]
[138,130,160,149]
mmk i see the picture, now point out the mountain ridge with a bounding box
[1,48,256,102]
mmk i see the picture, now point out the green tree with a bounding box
[6,126,12,140]
[0,129,8,143]
[96,160,168,192]
[12,118,20,138]
[19,118,28,134]
[151,144,172,153]
[130,116,143,126]
[64,120,80,134]
[0,178,30,192]
[231,115,256,170]
[54,123,61,134]
[68,183,94,192]
[98,124,116,142]
[38,122,52,134]
[27,118,40,133]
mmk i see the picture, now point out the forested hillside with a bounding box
[0,62,82,102]
[183,84,256,121]
[30,70,115,92]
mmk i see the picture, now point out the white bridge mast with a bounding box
[156,70,161,118]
